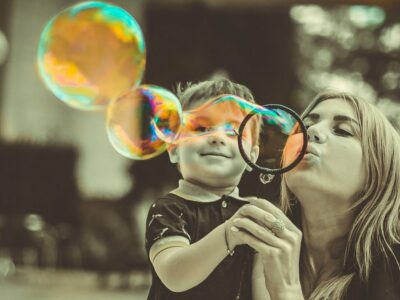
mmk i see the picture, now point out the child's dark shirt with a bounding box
[145,180,254,300]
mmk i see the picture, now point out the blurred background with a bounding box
[0,0,399,299]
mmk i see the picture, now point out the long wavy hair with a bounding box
[281,91,400,299]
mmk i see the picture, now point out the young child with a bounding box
[145,78,260,299]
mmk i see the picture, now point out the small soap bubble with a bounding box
[106,85,182,160]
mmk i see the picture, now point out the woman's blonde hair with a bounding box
[281,90,400,299]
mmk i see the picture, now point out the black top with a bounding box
[344,244,400,300]
[145,193,253,300]
[289,203,400,299]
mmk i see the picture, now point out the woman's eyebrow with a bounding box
[333,115,360,126]
[304,113,359,126]
[304,113,319,121]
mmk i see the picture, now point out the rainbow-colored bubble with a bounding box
[179,95,292,141]
[106,85,182,160]
[37,1,146,110]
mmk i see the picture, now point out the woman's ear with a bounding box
[167,144,179,163]
[245,145,259,172]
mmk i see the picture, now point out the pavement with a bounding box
[0,267,151,300]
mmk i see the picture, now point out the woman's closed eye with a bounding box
[333,127,353,137]
[305,121,354,137]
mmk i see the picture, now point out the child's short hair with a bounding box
[176,78,260,145]
[176,78,255,110]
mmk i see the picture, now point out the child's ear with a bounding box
[245,145,259,172]
[167,144,180,164]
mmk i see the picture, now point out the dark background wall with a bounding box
[145,3,295,106]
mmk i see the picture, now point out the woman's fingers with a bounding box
[232,225,280,255]
[237,204,275,226]
[232,217,285,248]
[246,198,300,234]
[237,204,290,238]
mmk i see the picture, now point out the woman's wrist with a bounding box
[268,286,304,300]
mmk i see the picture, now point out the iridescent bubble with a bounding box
[106,85,182,160]
[37,1,146,110]
[256,108,302,170]
[282,124,305,168]
[178,95,288,143]
[177,95,305,173]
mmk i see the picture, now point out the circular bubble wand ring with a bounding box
[238,103,308,175]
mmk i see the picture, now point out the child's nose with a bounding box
[207,132,226,146]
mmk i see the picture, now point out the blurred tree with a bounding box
[290,4,400,130]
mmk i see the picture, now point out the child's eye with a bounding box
[194,126,210,132]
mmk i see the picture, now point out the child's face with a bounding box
[168,101,259,188]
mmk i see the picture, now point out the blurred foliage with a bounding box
[290,4,400,131]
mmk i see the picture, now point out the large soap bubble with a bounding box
[106,85,182,160]
[37,1,146,110]
[180,95,307,174]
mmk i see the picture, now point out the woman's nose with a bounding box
[307,125,326,143]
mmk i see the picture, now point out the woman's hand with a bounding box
[229,197,304,300]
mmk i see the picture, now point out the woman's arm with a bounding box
[252,253,271,300]
[152,222,229,292]
[233,198,305,300]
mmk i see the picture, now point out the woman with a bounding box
[228,91,400,299]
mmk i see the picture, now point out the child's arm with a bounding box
[252,253,271,300]
[151,222,228,292]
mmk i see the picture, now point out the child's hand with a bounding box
[225,197,289,250]
[225,198,272,251]
[225,206,251,251]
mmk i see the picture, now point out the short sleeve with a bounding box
[145,196,192,262]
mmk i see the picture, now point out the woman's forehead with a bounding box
[308,98,358,120]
